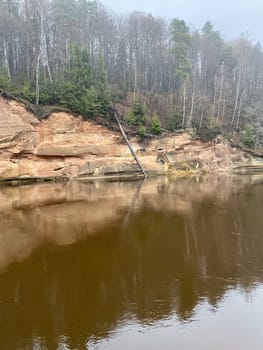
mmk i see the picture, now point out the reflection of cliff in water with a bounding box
[0,175,263,349]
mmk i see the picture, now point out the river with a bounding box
[0,175,263,349]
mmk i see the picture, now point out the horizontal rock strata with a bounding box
[0,97,255,181]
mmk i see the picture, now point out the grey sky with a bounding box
[102,0,263,43]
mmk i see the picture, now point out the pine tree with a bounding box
[170,19,191,83]
[95,53,111,117]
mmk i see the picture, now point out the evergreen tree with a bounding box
[128,101,146,126]
[57,45,110,117]
[151,115,162,134]
[95,53,111,117]
[170,19,191,83]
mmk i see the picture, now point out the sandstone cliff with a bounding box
[0,96,256,181]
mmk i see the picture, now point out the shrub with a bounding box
[21,82,36,102]
[128,101,145,126]
[151,115,162,134]
[241,127,255,149]
[138,125,147,137]
[194,122,221,142]
[167,110,181,131]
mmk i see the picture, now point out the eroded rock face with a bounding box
[0,99,144,179]
[0,98,38,152]
[0,97,254,180]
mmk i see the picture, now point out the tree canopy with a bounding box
[1,0,263,144]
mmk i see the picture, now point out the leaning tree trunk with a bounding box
[114,111,147,179]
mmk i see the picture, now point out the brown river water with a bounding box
[0,175,263,350]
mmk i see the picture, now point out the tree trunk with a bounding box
[210,75,217,126]
[221,100,226,124]
[188,65,196,128]
[182,79,187,128]
[114,111,147,179]
[133,54,137,101]
[3,40,11,80]
[35,53,40,110]
[216,68,224,123]
[231,67,241,127]
[199,112,204,131]
[236,90,244,129]
[39,3,53,83]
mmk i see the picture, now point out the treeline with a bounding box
[1,0,263,146]
[0,0,111,117]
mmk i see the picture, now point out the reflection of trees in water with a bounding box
[0,178,263,348]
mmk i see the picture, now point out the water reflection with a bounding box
[0,175,263,349]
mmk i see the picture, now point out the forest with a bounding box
[1,0,263,147]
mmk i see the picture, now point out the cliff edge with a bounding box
[0,97,258,181]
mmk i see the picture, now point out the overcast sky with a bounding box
[102,0,262,43]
